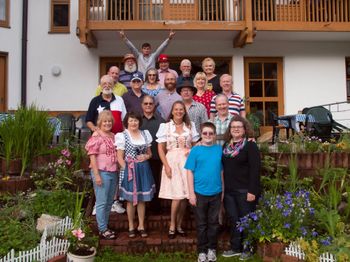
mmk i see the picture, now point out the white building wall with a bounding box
[3,1,350,122]
[26,0,99,111]
[0,0,22,109]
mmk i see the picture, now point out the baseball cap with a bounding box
[131,72,144,82]
[158,54,169,63]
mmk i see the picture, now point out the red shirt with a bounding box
[193,90,215,117]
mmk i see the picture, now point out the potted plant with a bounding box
[237,190,317,259]
[66,190,97,262]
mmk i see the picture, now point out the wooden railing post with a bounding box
[163,0,170,20]
[245,0,253,43]
[77,0,88,44]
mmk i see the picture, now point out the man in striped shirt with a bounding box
[209,74,245,121]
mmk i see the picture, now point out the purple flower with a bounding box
[320,237,332,246]
[61,148,71,158]
[250,212,258,221]
[311,231,318,237]
[283,223,291,229]
[300,227,307,236]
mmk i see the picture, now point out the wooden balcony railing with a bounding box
[253,0,350,22]
[87,0,350,23]
[78,0,350,47]
[88,0,244,21]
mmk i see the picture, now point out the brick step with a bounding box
[98,229,231,253]
[91,210,196,232]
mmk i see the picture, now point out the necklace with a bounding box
[173,120,183,126]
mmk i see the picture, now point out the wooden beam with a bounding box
[234,28,248,48]
[77,0,88,45]
[86,30,98,48]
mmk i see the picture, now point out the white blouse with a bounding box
[156,120,200,143]
[115,129,153,150]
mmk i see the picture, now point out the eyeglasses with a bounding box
[202,131,214,136]
[230,126,244,129]
[132,79,141,83]
[143,102,154,106]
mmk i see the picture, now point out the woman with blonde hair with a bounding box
[202,57,221,95]
[193,72,215,117]
[156,101,200,239]
[85,110,118,239]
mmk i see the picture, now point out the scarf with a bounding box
[223,138,247,158]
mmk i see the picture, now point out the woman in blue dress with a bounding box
[115,112,156,238]
[142,68,164,97]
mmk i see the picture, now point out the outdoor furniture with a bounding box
[278,114,315,133]
[270,111,292,144]
[56,113,76,143]
[304,106,350,141]
[75,114,91,143]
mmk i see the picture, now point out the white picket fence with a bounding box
[0,216,72,262]
[285,243,337,262]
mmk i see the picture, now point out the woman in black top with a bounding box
[221,115,261,259]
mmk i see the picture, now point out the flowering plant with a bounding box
[65,190,97,256]
[237,190,317,245]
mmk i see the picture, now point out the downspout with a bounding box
[21,0,28,106]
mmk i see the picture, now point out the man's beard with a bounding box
[124,64,137,73]
[102,88,113,95]
[165,83,175,91]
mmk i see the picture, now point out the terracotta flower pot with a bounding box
[257,242,286,259]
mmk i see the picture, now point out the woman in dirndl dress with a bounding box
[156,101,200,239]
[115,112,156,238]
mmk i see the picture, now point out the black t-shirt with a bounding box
[208,75,222,95]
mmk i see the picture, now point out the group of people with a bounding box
[84,30,261,262]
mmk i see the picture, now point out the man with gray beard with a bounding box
[86,75,127,134]
[119,53,143,90]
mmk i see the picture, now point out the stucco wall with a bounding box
[0,0,22,109]
[2,1,350,126]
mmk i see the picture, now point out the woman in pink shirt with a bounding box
[85,110,118,239]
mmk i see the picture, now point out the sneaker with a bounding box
[92,205,96,215]
[222,250,241,257]
[239,252,252,261]
[111,201,125,214]
[197,252,207,262]
[207,249,217,262]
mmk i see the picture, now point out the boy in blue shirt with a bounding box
[185,122,223,262]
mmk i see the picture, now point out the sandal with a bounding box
[128,229,136,238]
[138,229,148,238]
[100,229,116,240]
[176,228,187,237]
[168,229,176,239]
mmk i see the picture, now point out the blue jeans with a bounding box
[91,170,118,232]
[224,190,257,252]
[193,192,221,253]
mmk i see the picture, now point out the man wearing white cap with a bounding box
[157,54,178,86]
[122,72,146,115]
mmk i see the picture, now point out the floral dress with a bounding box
[115,130,155,205]
[156,120,199,200]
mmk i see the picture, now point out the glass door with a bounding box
[244,57,284,134]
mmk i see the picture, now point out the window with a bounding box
[346,58,350,101]
[0,0,9,28]
[50,0,70,33]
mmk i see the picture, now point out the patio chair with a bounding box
[269,111,291,144]
[304,107,333,141]
[75,114,91,143]
[56,113,76,143]
[305,106,350,141]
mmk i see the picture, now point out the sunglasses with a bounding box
[202,131,214,136]
[143,102,154,106]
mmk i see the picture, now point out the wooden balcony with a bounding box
[77,0,350,47]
